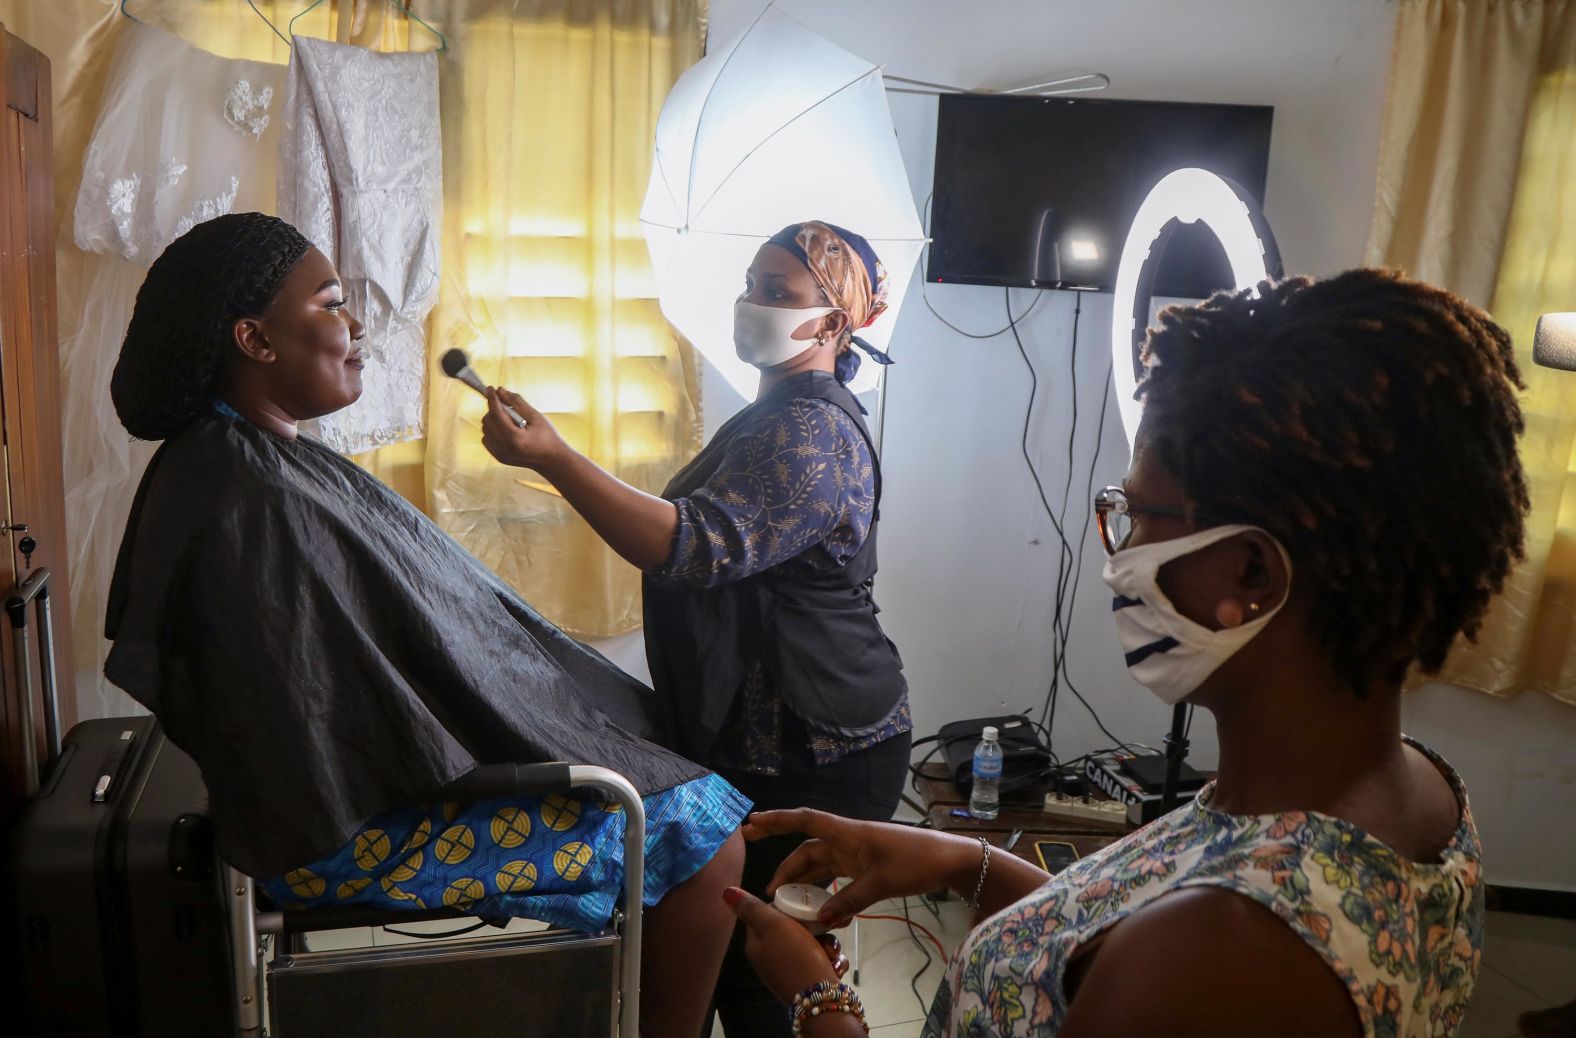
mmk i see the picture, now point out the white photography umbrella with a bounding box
[640,4,925,401]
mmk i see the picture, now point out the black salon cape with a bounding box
[105,415,705,879]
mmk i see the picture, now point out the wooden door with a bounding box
[0,23,75,815]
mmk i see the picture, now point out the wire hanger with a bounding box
[246,0,292,47]
[121,1,446,54]
[288,0,325,40]
[118,1,290,45]
[389,2,447,53]
[288,0,448,52]
[288,0,324,39]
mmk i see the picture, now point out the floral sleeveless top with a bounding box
[924,739,1483,1037]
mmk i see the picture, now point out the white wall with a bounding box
[681,0,1576,891]
[1405,684,1576,892]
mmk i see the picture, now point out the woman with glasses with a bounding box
[717,269,1525,1038]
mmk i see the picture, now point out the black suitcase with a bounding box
[11,714,234,1036]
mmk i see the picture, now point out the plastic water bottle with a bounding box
[969,726,1002,820]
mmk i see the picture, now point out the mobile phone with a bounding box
[1034,840,1079,874]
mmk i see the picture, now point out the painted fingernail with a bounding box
[722,887,744,907]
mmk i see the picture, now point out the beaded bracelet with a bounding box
[791,980,869,1035]
[967,836,992,909]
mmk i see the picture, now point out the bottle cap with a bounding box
[982,726,998,740]
[772,883,834,934]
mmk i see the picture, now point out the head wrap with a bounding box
[765,221,893,394]
[114,213,314,440]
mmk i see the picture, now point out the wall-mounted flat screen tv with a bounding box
[928,94,1273,297]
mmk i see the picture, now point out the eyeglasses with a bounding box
[1092,485,1202,556]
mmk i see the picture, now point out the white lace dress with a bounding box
[67,21,285,721]
[279,35,441,455]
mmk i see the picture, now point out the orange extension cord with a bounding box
[829,880,950,959]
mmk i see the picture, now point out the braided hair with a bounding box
[1136,268,1529,694]
[113,212,313,440]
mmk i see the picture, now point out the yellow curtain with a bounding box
[424,0,705,639]
[0,0,704,719]
[1369,0,1576,705]
[158,0,710,640]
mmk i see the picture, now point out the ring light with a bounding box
[1107,167,1284,816]
[1111,168,1283,447]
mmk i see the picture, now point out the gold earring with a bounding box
[1248,601,1262,614]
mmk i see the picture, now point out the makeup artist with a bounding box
[479,220,911,1034]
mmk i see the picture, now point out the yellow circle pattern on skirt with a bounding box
[257,774,752,935]
[263,792,624,925]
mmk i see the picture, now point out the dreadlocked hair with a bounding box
[1136,268,1529,695]
[113,212,313,441]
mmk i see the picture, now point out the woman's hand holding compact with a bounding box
[745,808,988,929]
[722,887,846,1003]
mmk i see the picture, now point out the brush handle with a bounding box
[455,366,526,427]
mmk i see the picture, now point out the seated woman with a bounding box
[722,270,1525,1037]
[104,212,747,1037]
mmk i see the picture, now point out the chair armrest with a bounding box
[437,762,573,801]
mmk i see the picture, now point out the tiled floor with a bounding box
[290,901,1575,1037]
[839,896,973,1033]
[699,893,969,1037]
[1462,913,1576,1038]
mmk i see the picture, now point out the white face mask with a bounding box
[733,300,838,369]
[1101,524,1292,705]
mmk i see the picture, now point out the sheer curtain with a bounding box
[0,1,311,722]
[1368,0,1576,704]
[0,0,704,721]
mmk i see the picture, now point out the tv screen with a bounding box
[928,95,1273,297]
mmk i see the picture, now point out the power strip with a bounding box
[1041,793,1129,830]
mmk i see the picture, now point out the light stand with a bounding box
[1108,168,1283,811]
[1162,703,1191,813]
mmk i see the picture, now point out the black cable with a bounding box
[1056,292,1083,547]
[1054,682,1138,757]
[1052,295,1086,658]
[926,290,1043,339]
[1006,292,1138,760]
[908,741,949,795]
[922,194,1135,773]
[1039,293,1084,740]
[1047,359,1126,753]
[1005,288,1072,545]
[909,716,1055,770]
[925,188,1093,765]
[1058,359,1115,678]
[381,920,489,940]
[1007,287,1074,750]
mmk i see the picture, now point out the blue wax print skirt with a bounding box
[261,773,750,932]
